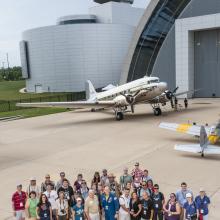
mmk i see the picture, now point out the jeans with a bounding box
[153,211,163,220]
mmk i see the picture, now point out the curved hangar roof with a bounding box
[121,0,192,83]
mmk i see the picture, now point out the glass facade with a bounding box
[127,0,191,82]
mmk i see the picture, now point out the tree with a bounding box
[0,66,22,81]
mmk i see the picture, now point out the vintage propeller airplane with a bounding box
[17,76,187,121]
[159,121,220,157]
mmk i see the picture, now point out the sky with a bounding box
[0,0,150,67]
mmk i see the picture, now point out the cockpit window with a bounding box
[149,79,159,84]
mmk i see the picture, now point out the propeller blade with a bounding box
[173,86,179,94]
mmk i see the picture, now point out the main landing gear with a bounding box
[154,107,162,116]
[114,107,126,121]
[152,104,162,116]
[116,112,124,121]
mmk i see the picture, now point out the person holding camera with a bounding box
[56,191,68,220]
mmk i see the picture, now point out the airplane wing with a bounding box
[16,100,116,109]
[203,145,220,154]
[175,144,202,153]
[175,144,220,155]
[159,122,210,136]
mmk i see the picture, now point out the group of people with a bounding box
[12,162,210,220]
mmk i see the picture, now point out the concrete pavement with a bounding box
[0,98,219,219]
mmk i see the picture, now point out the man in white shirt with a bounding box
[43,183,58,220]
[26,177,41,198]
[119,188,131,220]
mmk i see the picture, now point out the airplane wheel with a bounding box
[154,108,162,116]
[201,153,204,157]
[116,112,124,121]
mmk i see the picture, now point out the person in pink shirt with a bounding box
[131,162,143,189]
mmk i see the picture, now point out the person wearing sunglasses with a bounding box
[139,181,150,199]
[163,193,181,220]
[151,184,165,220]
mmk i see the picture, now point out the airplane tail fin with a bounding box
[200,126,208,147]
[85,80,97,101]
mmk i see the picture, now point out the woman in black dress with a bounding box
[130,191,142,220]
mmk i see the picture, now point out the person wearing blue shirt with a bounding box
[176,182,193,220]
[72,197,85,220]
[183,193,199,220]
[101,186,119,220]
[195,188,211,220]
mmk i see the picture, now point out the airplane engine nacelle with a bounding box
[114,96,128,106]
[165,91,173,100]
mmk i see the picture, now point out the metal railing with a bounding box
[0,92,85,112]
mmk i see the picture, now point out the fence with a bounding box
[0,92,85,112]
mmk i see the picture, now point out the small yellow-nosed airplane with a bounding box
[159,121,220,157]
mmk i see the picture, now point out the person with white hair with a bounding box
[84,190,100,220]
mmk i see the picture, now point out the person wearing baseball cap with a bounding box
[26,177,41,198]
[195,188,211,220]
[72,197,85,220]
[176,182,193,220]
[183,193,199,220]
[12,183,27,220]
[131,162,144,189]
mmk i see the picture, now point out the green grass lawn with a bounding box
[0,80,70,101]
[0,80,73,118]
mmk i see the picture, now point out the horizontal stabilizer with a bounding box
[203,146,220,154]
[175,144,202,153]
[175,144,220,155]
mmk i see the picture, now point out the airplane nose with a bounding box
[159,82,167,91]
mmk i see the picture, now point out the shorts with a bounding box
[119,212,130,220]
[15,210,25,220]
[203,214,208,220]
[58,215,67,220]
[89,213,100,220]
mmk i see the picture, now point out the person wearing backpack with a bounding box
[183,193,199,220]
[151,184,165,220]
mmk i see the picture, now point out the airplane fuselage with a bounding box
[95,77,167,107]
